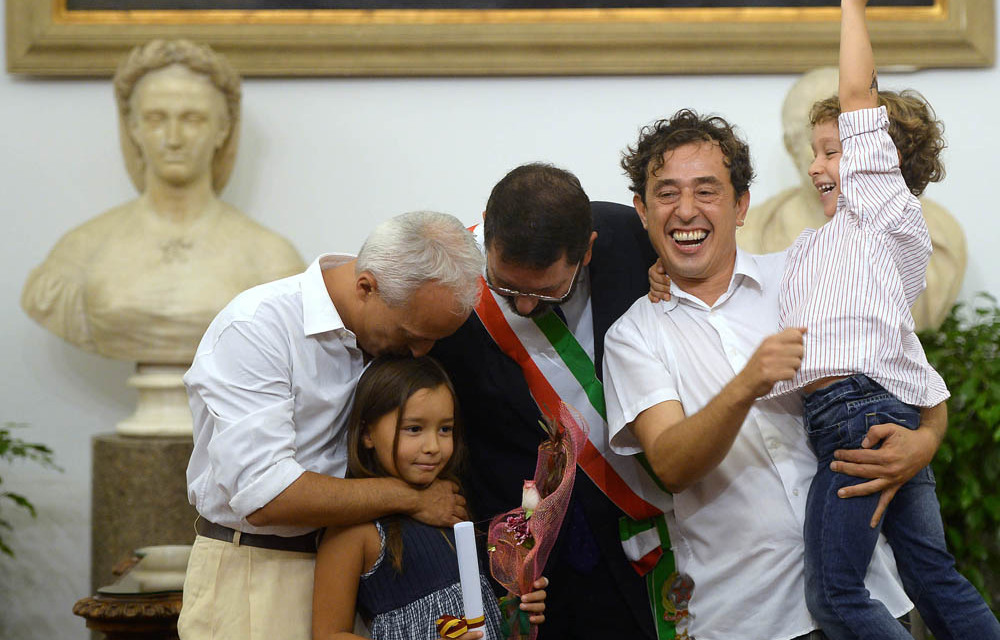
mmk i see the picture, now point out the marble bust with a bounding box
[740,67,967,331]
[21,40,304,434]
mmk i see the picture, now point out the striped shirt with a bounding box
[767,106,948,407]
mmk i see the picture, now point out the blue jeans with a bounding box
[803,375,1000,640]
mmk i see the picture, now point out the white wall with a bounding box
[1,8,997,639]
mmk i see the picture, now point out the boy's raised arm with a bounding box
[840,0,879,113]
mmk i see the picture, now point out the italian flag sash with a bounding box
[471,227,688,638]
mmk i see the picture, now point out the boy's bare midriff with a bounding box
[803,375,850,395]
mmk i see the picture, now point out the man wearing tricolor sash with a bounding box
[603,109,945,640]
[431,163,674,639]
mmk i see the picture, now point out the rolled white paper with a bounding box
[453,521,486,634]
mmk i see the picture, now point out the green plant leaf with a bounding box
[0,422,61,558]
[2,492,37,518]
[921,296,1000,612]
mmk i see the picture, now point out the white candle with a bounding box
[453,521,486,635]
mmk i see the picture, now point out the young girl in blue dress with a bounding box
[312,355,548,640]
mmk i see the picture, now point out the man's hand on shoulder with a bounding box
[735,328,805,399]
[410,478,468,527]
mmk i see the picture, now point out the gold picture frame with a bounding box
[6,0,995,76]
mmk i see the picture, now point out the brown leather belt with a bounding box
[195,517,319,554]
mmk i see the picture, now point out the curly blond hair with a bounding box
[810,90,945,196]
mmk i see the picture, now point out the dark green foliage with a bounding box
[919,294,1000,611]
[0,423,60,557]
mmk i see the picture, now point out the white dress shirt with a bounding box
[603,249,911,640]
[559,265,595,360]
[185,254,366,537]
[769,107,948,407]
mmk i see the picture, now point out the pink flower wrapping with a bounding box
[487,402,588,639]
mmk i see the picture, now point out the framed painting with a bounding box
[6,0,994,76]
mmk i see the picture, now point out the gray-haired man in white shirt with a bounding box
[179,211,484,640]
[603,111,946,640]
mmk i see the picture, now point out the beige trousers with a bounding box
[178,534,315,640]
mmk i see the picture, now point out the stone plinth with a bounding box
[92,435,197,593]
[117,365,193,437]
[74,592,181,640]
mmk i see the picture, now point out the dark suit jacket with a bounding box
[431,201,658,639]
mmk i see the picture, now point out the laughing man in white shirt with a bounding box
[603,111,947,640]
[178,211,484,640]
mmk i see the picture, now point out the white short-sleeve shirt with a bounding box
[603,249,911,640]
[184,254,366,537]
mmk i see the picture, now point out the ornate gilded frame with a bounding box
[6,0,995,76]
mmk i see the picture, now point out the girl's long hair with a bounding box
[346,355,465,571]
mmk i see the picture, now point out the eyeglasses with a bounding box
[484,260,581,304]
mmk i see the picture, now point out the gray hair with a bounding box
[357,211,484,313]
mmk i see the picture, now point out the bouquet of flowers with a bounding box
[487,402,588,640]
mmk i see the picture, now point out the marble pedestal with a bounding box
[92,435,197,593]
[117,364,193,436]
[74,592,181,640]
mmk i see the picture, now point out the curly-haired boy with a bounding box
[767,1,1000,638]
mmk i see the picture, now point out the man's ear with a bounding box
[633,194,649,229]
[581,231,598,267]
[356,271,378,301]
[735,190,751,227]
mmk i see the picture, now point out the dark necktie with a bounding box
[553,305,567,325]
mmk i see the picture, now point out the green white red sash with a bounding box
[473,276,672,519]
[473,276,690,637]
[470,227,691,637]
[470,225,674,547]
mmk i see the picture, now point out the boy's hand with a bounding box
[735,328,805,398]
[647,259,672,303]
[520,576,549,625]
